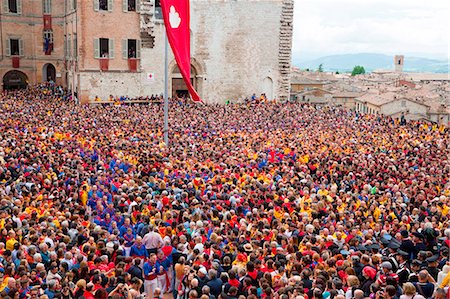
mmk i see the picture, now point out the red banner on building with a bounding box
[161,0,202,102]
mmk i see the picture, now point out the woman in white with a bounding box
[399,282,425,299]
[437,265,449,286]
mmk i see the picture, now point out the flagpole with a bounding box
[163,27,169,146]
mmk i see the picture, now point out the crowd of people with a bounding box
[0,84,449,299]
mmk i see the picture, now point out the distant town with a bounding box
[290,55,450,126]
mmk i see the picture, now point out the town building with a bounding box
[289,55,450,125]
[1,0,294,103]
[0,0,66,90]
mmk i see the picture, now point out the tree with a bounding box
[336,71,340,74]
[317,64,324,72]
[351,65,365,76]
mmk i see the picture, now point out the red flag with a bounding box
[161,0,202,102]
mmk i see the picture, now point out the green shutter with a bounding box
[19,39,24,56]
[108,38,114,58]
[5,38,10,56]
[17,0,22,14]
[3,0,9,13]
[93,0,99,11]
[107,0,113,11]
[122,39,127,59]
[123,0,127,12]
[94,38,100,58]
[136,40,141,58]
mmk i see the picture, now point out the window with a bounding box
[122,39,141,58]
[99,0,107,10]
[43,0,51,14]
[100,38,109,57]
[6,0,21,14]
[94,0,112,11]
[154,0,162,19]
[123,0,136,11]
[94,38,114,58]
[43,30,54,54]
[7,38,23,56]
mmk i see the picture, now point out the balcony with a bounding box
[128,58,139,72]
[99,58,109,71]
[43,15,52,30]
[12,56,20,68]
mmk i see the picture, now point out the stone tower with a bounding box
[394,55,404,73]
[278,0,294,102]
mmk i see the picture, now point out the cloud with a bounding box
[293,0,450,60]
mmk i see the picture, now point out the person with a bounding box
[143,254,159,298]
[399,282,425,299]
[0,84,448,299]
[129,277,143,299]
[345,275,360,299]
[433,288,447,299]
[128,258,144,282]
[413,270,435,299]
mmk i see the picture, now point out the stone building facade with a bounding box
[0,0,66,90]
[0,0,294,103]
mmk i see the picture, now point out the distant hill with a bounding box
[294,53,449,73]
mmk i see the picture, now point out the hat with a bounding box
[411,260,421,266]
[387,240,401,249]
[381,238,391,246]
[396,250,409,257]
[426,255,439,263]
[381,261,393,270]
[340,250,350,256]
[243,243,253,253]
[382,233,393,241]
[357,245,367,251]
[198,267,208,275]
[362,266,377,280]
[412,232,424,239]
[369,243,381,251]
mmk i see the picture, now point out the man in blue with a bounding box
[130,236,148,260]
[119,217,134,237]
[143,253,159,298]
[156,250,172,293]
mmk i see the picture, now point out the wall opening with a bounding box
[42,63,56,82]
[262,76,273,100]
[3,70,28,90]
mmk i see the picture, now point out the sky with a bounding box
[292,0,450,62]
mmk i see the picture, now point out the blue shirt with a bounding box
[130,244,148,258]
[143,261,159,278]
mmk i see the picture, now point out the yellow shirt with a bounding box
[440,271,450,288]
[6,238,18,251]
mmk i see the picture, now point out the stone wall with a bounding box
[81,0,294,103]
[190,0,285,103]
[381,99,429,120]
